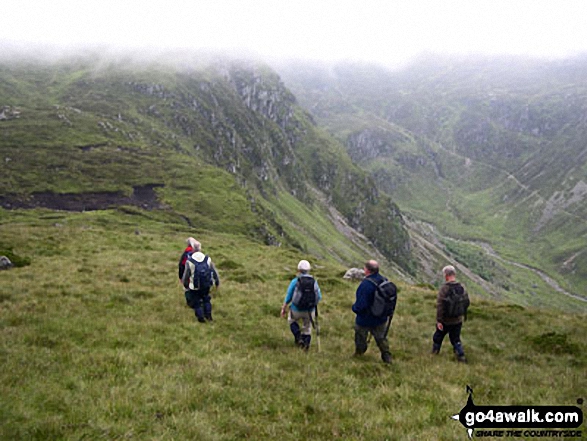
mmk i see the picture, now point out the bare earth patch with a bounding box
[0,184,164,211]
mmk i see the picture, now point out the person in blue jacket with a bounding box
[280,260,322,351]
[352,260,392,364]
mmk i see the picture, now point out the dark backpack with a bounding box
[188,255,212,291]
[366,278,398,318]
[292,275,318,310]
[444,283,470,318]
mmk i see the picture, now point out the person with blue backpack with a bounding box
[352,260,397,364]
[280,260,322,351]
[181,240,220,323]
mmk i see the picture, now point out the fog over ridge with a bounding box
[2,0,587,68]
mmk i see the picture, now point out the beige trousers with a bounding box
[288,309,315,335]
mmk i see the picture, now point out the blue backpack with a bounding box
[188,255,212,290]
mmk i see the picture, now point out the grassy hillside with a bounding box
[276,56,587,309]
[0,55,412,273]
[1,210,585,440]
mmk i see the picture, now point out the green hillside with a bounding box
[0,211,585,440]
[276,56,587,311]
[0,54,412,274]
[0,54,585,440]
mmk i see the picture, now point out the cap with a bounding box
[297,260,311,271]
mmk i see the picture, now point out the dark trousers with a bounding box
[432,322,464,356]
[185,289,212,319]
[355,322,391,360]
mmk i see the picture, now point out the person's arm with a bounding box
[281,278,297,318]
[178,252,187,281]
[209,259,220,287]
[352,280,371,314]
[182,261,191,289]
[315,280,322,302]
[436,285,446,330]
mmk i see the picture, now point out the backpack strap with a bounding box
[365,276,387,289]
[364,278,377,287]
[364,277,382,307]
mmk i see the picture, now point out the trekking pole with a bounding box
[384,315,393,339]
[308,307,320,353]
[315,305,321,353]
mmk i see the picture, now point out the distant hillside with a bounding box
[0,53,413,274]
[276,56,587,311]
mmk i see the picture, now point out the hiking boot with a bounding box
[457,355,468,363]
[205,315,213,322]
[197,317,206,323]
[431,348,440,355]
[381,352,392,364]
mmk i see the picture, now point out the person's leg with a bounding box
[300,334,312,351]
[287,311,302,345]
[432,325,448,354]
[372,322,392,363]
[299,311,314,351]
[202,289,212,320]
[447,323,466,361]
[193,290,205,322]
[354,324,370,355]
[185,290,194,308]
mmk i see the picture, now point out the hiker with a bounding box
[352,260,394,364]
[432,265,469,363]
[178,237,198,282]
[281,260,322,351]
[181,240,220,323]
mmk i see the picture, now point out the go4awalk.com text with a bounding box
[451,386,583,439]
[474,430,582,438]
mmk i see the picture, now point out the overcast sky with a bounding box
[2,0,586,66]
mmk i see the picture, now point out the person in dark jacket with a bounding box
[432,265,468,363]
[352,260,392,364]
[181,240,220,323]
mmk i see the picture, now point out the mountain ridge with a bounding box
[0,53,413,274]
[275,55,587,310]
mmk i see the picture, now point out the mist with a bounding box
[2,0,587,69]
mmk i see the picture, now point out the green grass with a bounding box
[1,210,585,440]
[267,190,386,268]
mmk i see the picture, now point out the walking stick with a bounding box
[384,314,393,338]
[315,305,321,353]
[308,306,321,353]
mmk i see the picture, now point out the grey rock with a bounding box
[343,268,365,280]
[0,256,13,270]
